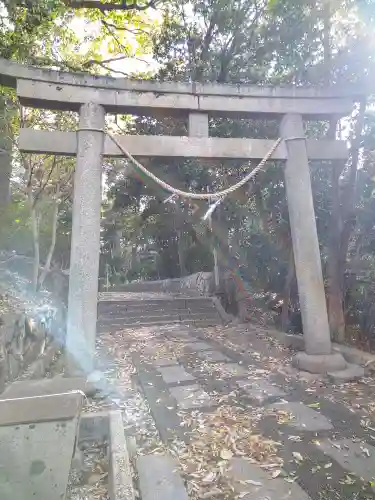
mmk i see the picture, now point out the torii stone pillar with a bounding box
[66,102,105,374]
[280,114,346,373]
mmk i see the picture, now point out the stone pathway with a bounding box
[94,322,375,500]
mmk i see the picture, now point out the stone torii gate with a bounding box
[0,58,363,375]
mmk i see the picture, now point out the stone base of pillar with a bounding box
[292,351,347,374]
[64,353,84,377]
[64,351,94,378]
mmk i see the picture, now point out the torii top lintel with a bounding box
[0,57,365,119]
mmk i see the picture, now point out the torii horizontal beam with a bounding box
[17,79,355,118]
[0,56,364,100]
[19,129,348,160]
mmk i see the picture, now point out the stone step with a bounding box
[98,303,218,316]
[98,311,221,323]
[98,300,216,313]
[97,320,181,332]
[97,294,222,329]
[98,310,219,322]
[98,300,186,311]
[114,282,167,292]
[99,315,180,325]
[98,295,213,304]
[136,454,188,500]
[97,318,221,331]
[98,316,221,328]
[100,310,221,321]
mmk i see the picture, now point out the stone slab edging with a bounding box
[332,343,375,368]
[264,328,375,368]
[108,410,135,500]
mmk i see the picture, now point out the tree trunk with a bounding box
[0,149,11,207]
[339,99,366,262]
[38,192,60,289]
[322,0,348,342]
[211,208,229,292]
[326,101,366,342]
[0,96,13,207]
[326,115,346,342]
[281,248,295,330]
[131,245,137,268]
[177,230,187,277]
[327,160,346,342]
[112,229,122,259]
[30,205,40,292]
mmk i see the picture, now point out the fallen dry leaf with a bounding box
[220,449,234,460]
[243,479,262,486]
[284,476,298,483]
[361,446,371,457]
[288,436,302,442]
[292,452,303,462]
[202,472,216,483]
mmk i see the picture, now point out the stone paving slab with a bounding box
[197,350,231,362]
[169,329,194,338]
[157,365,195,385]
[213,362,248,378]
[237,378,286,403]
[227,458,311,499]
[171,333,192,340]
[169,384,214,409]
[136,454,188,500]
[113,322,375,500]
[184,341,213,351]
[270,401,333,431]
[153,356,179,367]
[316,439,375,487]
[134,360,189,443]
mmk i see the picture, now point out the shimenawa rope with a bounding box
[78,127,285,202]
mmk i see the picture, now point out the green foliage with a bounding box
[98,0,375,347]
[3,0,375,343]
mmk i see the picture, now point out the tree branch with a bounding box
[33,156,57,208]
[85,60,129,76]
[38,182,60,289]
[194,12,217,81]
[66,0,156,11]
[85,55,149,75]
[101,19,148,35]
[83,54,129,67]
[100,20,131,52]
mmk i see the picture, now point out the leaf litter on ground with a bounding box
[175,405,283,499]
